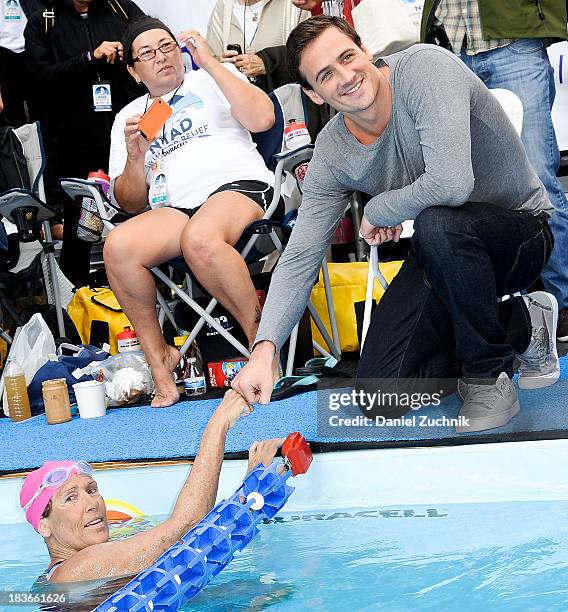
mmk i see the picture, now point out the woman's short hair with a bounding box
[286,16,363,90]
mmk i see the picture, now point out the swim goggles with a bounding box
[22,461,93,512]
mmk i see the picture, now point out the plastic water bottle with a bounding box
[283,119,311,150]
[4,359,31,422]
[184,357,206,396]
[77,170,110,242]
[116,326,141,353]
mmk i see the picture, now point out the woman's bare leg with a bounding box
[104,208,190,407]
[182,192,265,346]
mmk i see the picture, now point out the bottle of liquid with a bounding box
[185,357,206,396]
[77,170,110,242]
[173,335,190,385]
[116,326,141,353]
[4,359,31,422]
[283,119,311,150]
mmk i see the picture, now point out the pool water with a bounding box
[2,501,568,611]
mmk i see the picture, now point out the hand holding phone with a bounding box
[138,98,173,142]
[227,44,243,55]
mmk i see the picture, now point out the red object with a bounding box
[87,169,110,182]
[207,358,248,388]
[256,289,266,310]
[331,216,354,244]
[282,432,312,476]
[116,326,136,341]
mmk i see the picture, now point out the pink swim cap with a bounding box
[20,461,84,532]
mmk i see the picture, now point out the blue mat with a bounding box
[1,357,567,473]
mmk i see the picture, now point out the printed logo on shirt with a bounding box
[146,91,209,168]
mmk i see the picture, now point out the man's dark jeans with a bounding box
[357,202,554,418]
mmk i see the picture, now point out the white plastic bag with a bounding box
[1,313,56,415]
[85,351,153,406]
[352,0,425,58]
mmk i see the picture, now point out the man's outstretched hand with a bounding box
[231,341,276,404]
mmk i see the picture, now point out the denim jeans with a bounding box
[357,203,554,418]
[460,40,568,309]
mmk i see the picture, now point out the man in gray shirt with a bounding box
[232,16,560,433]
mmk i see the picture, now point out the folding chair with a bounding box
[360,89,524,349]
[0,122,67,340]
[61,84,341,376]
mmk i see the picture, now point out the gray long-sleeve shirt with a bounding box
[256,44,553,352]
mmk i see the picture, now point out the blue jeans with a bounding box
[460,40,568,309]
[357,203,554,418]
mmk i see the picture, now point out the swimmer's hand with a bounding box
[216,389,253,429]
[247,438,286,474]
[232,341,275,404]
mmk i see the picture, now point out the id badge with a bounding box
[92,81,112,112]
[150,167,168,207]
[4,0,22,20]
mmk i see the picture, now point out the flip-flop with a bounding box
[294,356,351,378]
[271,375,319,401]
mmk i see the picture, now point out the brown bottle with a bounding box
[5,360,31,422]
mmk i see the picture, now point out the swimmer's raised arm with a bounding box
[48,391,252,583]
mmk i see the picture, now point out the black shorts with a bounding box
[177,180,283,219]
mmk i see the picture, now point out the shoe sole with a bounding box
[456,399,520,433]
[518,291,560,390]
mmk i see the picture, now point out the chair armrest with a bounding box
[0,188,56,223]
[59,178,126,216]
[273,144,314,175]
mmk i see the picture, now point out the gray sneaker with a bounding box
[457,372,520,433]
[518,291,559,390]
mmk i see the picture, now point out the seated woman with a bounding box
[106,17,276,407]
[20,390,284,583]
[206,0,308,86]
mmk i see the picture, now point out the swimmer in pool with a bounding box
[19,390,284,583]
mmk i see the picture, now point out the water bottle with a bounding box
[116,326,141,353]
[184,357,206,396]
[4,359,31,422]
[77,170,110,242]
[283,119,311,150]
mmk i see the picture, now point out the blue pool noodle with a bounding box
[94,462,295,611]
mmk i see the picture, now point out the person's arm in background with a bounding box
[180,30,274,133]
[24,13,126,87]
[291,0,323,13]
[254,46,290,91]
[232,145,351,404]
[205,0,225,58]
[50,391,253,583]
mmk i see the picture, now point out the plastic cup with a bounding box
[73,380,107,419]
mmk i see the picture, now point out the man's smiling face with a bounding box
[299,26,380,116]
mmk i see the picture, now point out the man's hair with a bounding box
[286,16,363,90]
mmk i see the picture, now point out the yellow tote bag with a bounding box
[67,287,132,355]
[310,261,403,353]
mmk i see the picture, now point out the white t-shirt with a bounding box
[109,64,274,210]
[0,0,26,53]
[232,0,268,48]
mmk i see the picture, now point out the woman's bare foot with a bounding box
[150,345,181,408]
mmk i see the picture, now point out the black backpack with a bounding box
[0,127,31,193]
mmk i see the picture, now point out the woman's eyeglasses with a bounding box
[133,40,179,63]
